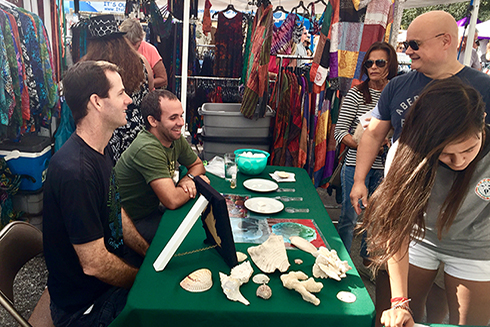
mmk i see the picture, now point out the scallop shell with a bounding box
[219,272,250,305]
[289,236,318,256]
[236,251,247,262]
[256,284,272,300]
[247,233,290,273]
[230,261,254,284]
[252,273,270,284]
[180,268,213,292]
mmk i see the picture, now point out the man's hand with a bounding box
[380,308,414,327]
[350,181,368,215]
[178,177,197,198]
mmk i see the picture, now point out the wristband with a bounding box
[391,297,408,303]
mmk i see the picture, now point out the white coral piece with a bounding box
[280,271,323,306]
[312,247,352,281]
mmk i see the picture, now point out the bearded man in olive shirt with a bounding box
[115,90,209,263]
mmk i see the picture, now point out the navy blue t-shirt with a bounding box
[372,67,490,141]
[43,133,125,313]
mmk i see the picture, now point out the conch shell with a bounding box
[180,268,213,292]
[219,272,250,305]
[230,261,254,284]
[247,233,290,273]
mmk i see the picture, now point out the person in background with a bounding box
[480,41,490,72]
[115,90,209,266]
[293,26,310,67]
[362,78,490,327]
[457,29,481,70]
[351,10,490,214]
[334,41,397,327]
[396,42,405,53]
[83,14,153,162]
[43,61,149,327]
[120,18,168,89]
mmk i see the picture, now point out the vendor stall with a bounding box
[109,166,375,327]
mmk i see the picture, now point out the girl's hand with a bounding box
[380,308,414,327]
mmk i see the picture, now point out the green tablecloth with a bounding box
[110,166,375,327]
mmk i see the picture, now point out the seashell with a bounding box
[256,284,272,300]
[252,273,270,284]
[236,251,247,262]
[180,268,213,292]
[219,272,250,305]
[289,236,318,256]
[247,233,290,273]
[294,258,303,265]
[277,171,290,178]
[230,261,254,284]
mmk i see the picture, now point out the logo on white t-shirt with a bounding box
[475,178,490,201]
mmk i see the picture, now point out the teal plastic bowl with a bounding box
[234,149,270,175]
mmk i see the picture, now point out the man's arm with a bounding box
[73,239,138,289]
[152,60,168,89]
[121,207,149,257]
[350,118,391,214]
[149,158,208,210]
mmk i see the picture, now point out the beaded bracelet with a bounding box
[391,298,413,316]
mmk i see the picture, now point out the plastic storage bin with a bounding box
[13,191,43,215]
[198,103,274,138]
[0,135,52,191]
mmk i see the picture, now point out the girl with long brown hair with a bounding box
[363,78,490,327]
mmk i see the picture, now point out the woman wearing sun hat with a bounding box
[83,14,154,162]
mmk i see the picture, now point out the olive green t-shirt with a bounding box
[115,130,197,221]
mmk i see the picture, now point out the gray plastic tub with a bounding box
[198,103,274,138]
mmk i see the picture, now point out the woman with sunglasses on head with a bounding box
[363,78,490,327]
[334,40,397,279]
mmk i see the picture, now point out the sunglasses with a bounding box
[403,33,445,51]
[364,59,387,69]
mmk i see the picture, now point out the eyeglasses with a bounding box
[403,33,445,51]
[364,59,387,69]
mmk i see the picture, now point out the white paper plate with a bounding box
[243,178,279,193]
[244,197,284,214]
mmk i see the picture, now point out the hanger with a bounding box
[0,0,15,9]
[307,0,327,8]
[273,5,289,14]
[212,3,250,19]
[291,1,310,18]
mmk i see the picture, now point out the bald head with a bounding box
[406,11,462,78]
[409,11,458,45]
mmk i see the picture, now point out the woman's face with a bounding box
[366,49,389,82]
[438,132,483,171]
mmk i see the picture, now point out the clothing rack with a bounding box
[176,76,240,81]
[275,54,314,108]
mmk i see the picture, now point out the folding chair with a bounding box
[0,221,53,327]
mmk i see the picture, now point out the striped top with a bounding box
[334,86,385,169]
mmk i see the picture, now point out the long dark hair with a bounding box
[362,77,487,269]
[356,42,398,104]
[83,36,144,95]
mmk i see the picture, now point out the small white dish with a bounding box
[336,291,356,303]
[244,197,284,214]
[243,178,279,193]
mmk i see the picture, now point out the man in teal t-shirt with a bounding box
[115,90,208,256]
